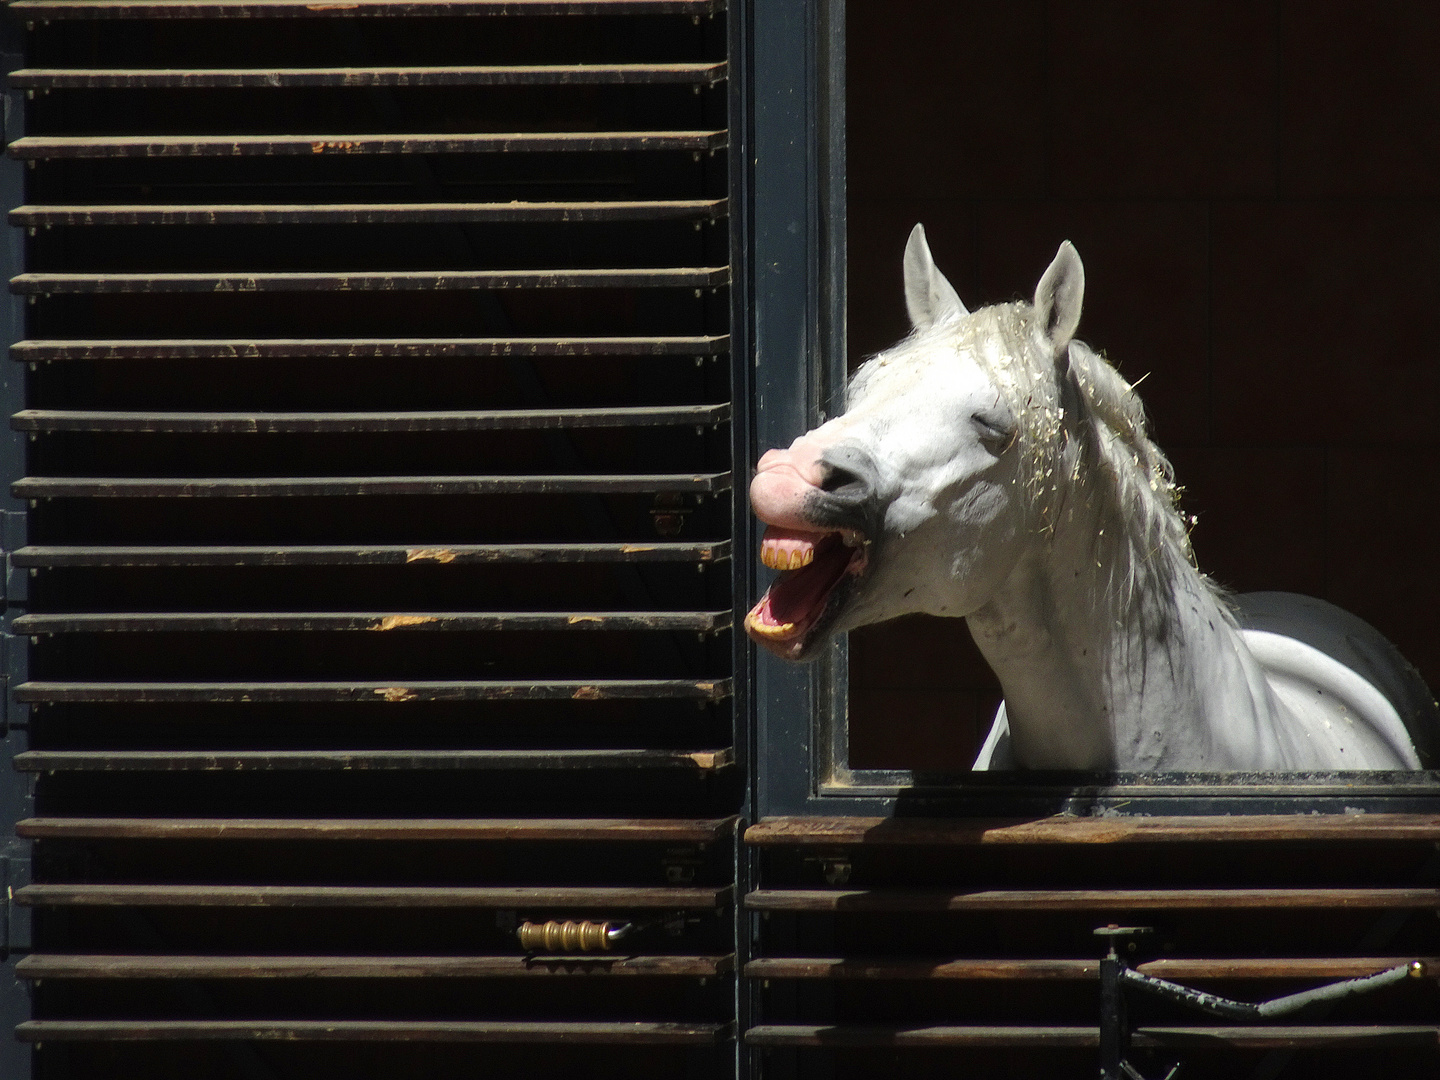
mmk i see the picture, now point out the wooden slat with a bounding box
[7,131,728,159]
[745,887,1440,912]
[14,610,731,634]
[13,472,732,497]
[744,957,1433,981]
[746,1025,1100,1048]
[11,403,731,433]
[16,816,738,842]
[16,1019,730,1045]
[747,958,1098,980]
[11,267,730,293]
[1131,1026,1440,1050]
[11,335,729,360]
[11,1,728,17]
[745,815,1440,846]
[14,677,732,702]
[1138,957,1438,980]
[13,748,734,771]
[9,63,728,89]
[16,883,732,908]
[744,1025,1440,1049]
[11,199,728,226]
[11,541,731,566]
[18,954,733,979]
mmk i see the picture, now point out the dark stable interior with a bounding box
[846,0,1440,771]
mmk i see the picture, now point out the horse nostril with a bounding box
[819,462,869,498]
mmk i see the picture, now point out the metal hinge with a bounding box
[0,510,25,554]
[1,856,31,957]
[0,630,26,736]
[0,510,26,608]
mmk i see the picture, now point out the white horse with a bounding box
[746,225,1436,771]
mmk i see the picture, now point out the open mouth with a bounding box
[745,525,869,656]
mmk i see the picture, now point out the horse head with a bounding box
[746,224,1088,659]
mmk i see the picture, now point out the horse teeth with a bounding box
[744,611,796,638]
[760,537,818,571]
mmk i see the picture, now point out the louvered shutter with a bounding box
[745,818,1440,1077]
[3,2,742,1077]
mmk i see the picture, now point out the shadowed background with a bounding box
[846,0,1440,771]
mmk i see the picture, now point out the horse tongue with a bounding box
[763,534,850,627]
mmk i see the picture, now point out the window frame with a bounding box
[744,0,1440,819]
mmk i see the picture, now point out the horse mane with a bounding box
[1064,334,1230,636]
[912,302,1231,642]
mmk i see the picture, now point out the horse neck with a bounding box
[965,490,1269,770]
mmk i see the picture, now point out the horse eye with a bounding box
[971,413,1015,449]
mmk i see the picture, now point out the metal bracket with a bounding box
[663,846,704,884]
[1094,923,1431,1080]
[801,851,852,885]
[1096,925,1152,1080]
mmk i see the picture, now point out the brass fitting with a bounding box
[517,919,615,953]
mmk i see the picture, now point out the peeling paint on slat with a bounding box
[368,615,437,631]
[405,548,457,563]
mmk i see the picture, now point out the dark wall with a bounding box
[846,0,1440,769]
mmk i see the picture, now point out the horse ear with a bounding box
[1033,241,1085,356]
[903,223,967,330]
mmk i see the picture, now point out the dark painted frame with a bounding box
[726,3,758,1077]
[745,0,1440,820]
[0,16,31,1080]
[745,0,850,820]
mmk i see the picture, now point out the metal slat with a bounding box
[16,1019,730,1045]
[12,335,729,360]
[14,677,732,702]
[12,748,734,771]
[18,954,733,978]
[11,1,728,17]
[7,131,728,159]
[744,887,1440,912]
[16,883,732,908]
[11,541,731,566]
[10,199,729,226]
[12,403,731,433]
[9,63,729,89]
[11,267,731,293]
[16,816,739,841]
[13,472,732,497]
[14,610,731,633]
